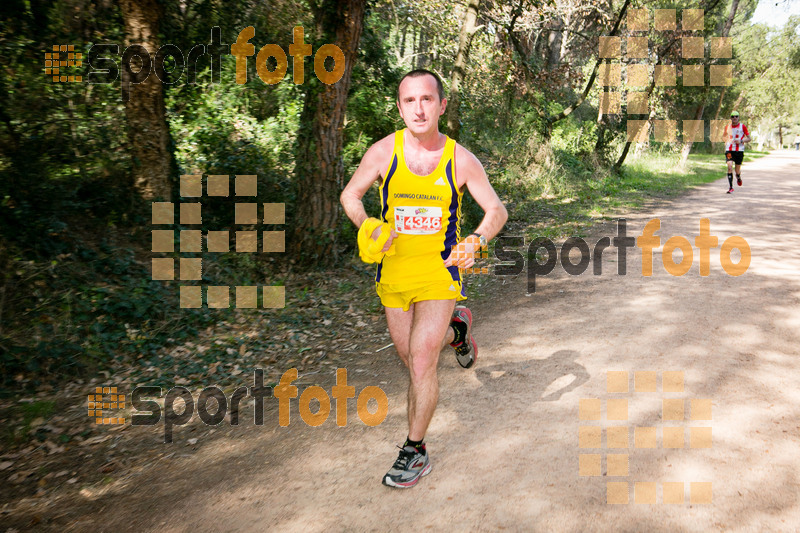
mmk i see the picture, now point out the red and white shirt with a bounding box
[724,123,749,152]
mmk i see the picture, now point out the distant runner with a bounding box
[724,111,751,194]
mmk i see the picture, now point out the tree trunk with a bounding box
[614,137,633,172]
[614,73,658,171]
[411,27,418,68]
[547,16,564,69]
[559,11,571,64]
[119,0,172,201]
[292,0,366,267]
[713,86,726,120]
[416,27,430,68]
[722,0,740,36]
[446,0,481,141]
[594,110,608,157]
[679,100,706,166]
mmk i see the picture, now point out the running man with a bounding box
[340,69,508,489]
[724,111,751,194]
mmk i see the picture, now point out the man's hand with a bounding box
[371,226,398,252]
[444,234,482,269]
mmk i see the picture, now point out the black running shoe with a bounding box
[450,306,477,368]
[382,445,431,488]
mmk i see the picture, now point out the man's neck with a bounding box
[404,128,445,151]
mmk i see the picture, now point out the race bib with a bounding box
[394,206,443,235]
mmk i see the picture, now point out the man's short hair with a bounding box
[397,69,445,102]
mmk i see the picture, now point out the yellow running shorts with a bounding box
[376,280,467,312]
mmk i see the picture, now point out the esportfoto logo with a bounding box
[475,218,749,293]
[48,26,345,101]
[93,368,388,443]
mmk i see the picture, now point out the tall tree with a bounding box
[119,0,173,200]
[547,0,630,129]
[446,0,482,141]
[734,16,800,146]
[614,30,684,170]
[614,63,660,171]
[292,0,366,266]
[490,0,631,136]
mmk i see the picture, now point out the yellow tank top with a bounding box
[376,129,463,287]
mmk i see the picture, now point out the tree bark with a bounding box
[679,99,707,166]
[594,100,608,157]
[119,0,172,201]
[446,0,481,141]
[713,86,726,120]
[614,70,659,171]
[547,16,564,69]
[416,27,430,68]
[722,0,739,36]
[292,0,366,267]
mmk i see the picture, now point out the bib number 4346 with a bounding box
[394,206,443,235]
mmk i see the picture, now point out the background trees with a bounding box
[734,16,800,147]
[1,0,797,384]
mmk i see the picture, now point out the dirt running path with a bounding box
[49,152,800,531]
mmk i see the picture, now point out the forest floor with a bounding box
[2,151,799,532]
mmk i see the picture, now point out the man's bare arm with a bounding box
[340,136,398,250]
[340,137,393,228]
[458,146,508,240]
[444,146,508,268]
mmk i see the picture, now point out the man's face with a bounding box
[731,115,739,125]
[397,74,447,135]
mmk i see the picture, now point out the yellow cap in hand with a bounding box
[357,218,396,264]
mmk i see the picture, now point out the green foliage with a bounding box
[0,0,788,388]
[0,400,56,445]
[0,241,218,387]
[734,16,800,129]
[0,2,130,256]
[167,57,299,207]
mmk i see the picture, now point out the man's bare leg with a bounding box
[381,300,456,488]
[385,306,414,368]
[385,304,455,369]
[385,299,456,440]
